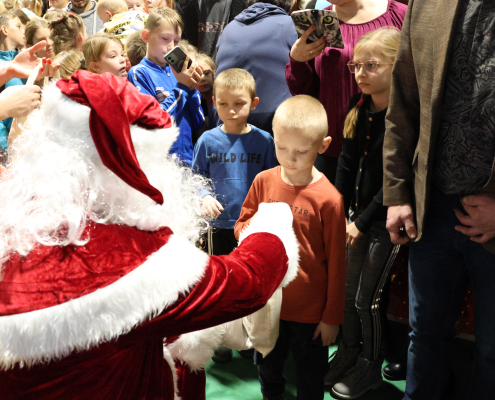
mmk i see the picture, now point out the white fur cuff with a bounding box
[238,202,299,288]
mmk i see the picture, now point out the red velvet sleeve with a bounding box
[128,232,288,340]
[285,55,320,98]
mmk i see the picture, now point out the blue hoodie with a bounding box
[215,3,298,134]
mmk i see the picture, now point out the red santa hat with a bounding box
[56,70,172,205]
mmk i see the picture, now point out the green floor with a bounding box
[205,345,406,400]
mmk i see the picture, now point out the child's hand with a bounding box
[201,195,224,218]
[172,57,203,90]
[313,321,339,346]
[290,26,326,63]
[36,58,61,81]
[346,222,363,246]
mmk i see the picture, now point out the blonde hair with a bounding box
[11,8,30,25]
[213,68,256,100]
[126,29,146,66]
[0,3,6,13]
[25,18,49,46]
[197,52,216,71]
[274,95,328,140]
[343,27,401,139]
[43,9,65,22]
[82,33,124,73]
[53,49,86,78]
[145,7,183,34]
[97,0,128,16]
[178,39,197,57]
[50,12,86,54]
[0,11,17,29]
[14,0,42,17]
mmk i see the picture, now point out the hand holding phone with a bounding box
[165,46,203,90]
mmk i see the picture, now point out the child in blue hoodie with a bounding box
[127,7,204,166]
[192,68,277,256]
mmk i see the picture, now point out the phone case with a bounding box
[291,9,345,49]
[164,46,193,73]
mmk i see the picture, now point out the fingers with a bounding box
[26,40,46,56]
[312,326,320,341]
[181,56,190,73]
[389,231,410,245]
[301,25,316,41]
[454,208,473,226]
[470,232,495,244]
[404,217,417,240]
[462,195,493,207]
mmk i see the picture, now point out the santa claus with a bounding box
[0,71,298,400]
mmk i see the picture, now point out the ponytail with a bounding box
[50,12,85,55]
[343,93,368,139]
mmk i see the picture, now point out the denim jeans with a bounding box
[342,222,399,360]
[405,188,495,400]
[258,320,328,400]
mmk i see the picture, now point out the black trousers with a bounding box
[342,222,399,360]
[258,320,328,400]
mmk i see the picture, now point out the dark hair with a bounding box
[246,0,292,14]
[49,12,85,54]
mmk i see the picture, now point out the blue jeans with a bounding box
[405,188,495,400]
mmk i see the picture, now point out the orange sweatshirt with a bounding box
[235,166,346,325]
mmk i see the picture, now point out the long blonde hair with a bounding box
[343,27,401,139]
[53,49,86,78]
[14,0,43,17]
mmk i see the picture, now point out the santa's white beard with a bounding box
[0,83,210,271]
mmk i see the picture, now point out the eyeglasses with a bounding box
[347,60,393,74]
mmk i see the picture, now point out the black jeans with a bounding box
[342,222,399,360]
[258,320,328,400]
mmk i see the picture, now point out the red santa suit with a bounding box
[0,71,299,400]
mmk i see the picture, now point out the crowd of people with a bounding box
[0,0,494,400]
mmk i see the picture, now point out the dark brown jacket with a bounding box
[383,0,495,252]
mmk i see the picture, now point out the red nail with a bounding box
[40,68,44,72]
[311,25,315,29]
[48,59,52,64]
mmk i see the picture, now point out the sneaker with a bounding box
[324,341,360,387]
[212,346,233,363]
[331,353,383,399]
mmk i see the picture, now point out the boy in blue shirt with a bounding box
[0,11,27,154]
[127,7,204,166]
[192,68,277,257]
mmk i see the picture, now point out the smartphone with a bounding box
[164,46,193,73]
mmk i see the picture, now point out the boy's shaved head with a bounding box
[213,68,256,100]
[273,95,328,141]
[97,0,128,15]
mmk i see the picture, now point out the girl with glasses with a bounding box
[286,0,407,185]
[330,27,402,399]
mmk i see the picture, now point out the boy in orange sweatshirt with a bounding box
[235,95,347,400]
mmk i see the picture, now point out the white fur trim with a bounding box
[238,202,299,288]
[0,235,209,370]
[167,325,224,372]
[163,346,181,400]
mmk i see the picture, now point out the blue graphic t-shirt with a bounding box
[192,125,277,228]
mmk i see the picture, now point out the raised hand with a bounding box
[290,25,327,63]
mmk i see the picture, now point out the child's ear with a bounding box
[250,97,260,110]
[0,25,8,37]
[141,29,149,43]
[76,32,84,48]
[105,10,113,20]
[319,136,332,154]
[90,61,102,73]
[212,96,217,109]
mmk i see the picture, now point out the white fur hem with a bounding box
[168,325,224,372]
[0,235,209,370]
[238,202,299,288]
